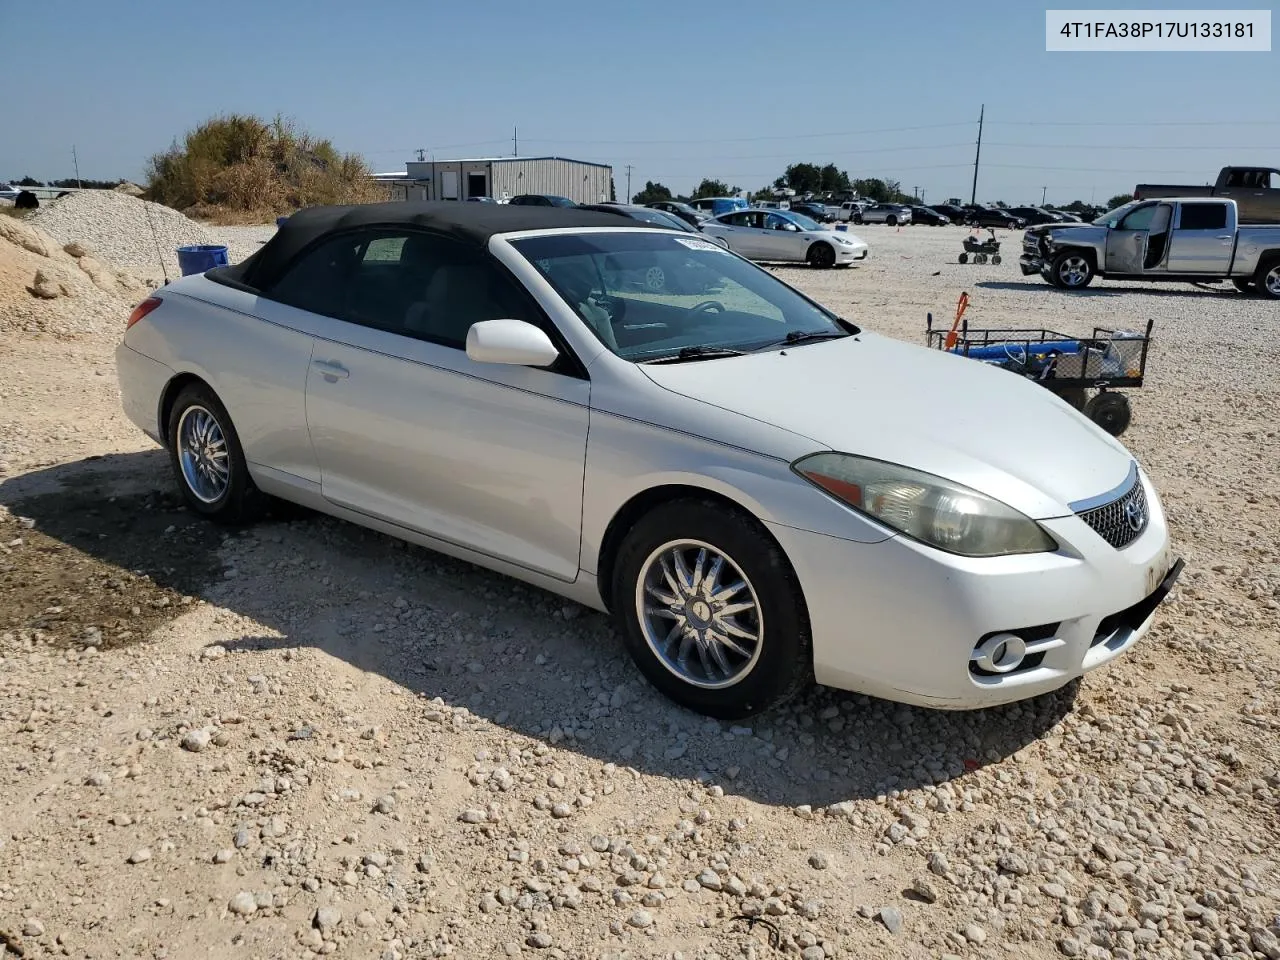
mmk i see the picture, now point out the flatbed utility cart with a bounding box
[925,314,1154,436]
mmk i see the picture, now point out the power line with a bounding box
[512,122,973,146]
[988,118,1280,127]
[986,140,1280,150]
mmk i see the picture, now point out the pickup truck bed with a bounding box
[1135,166,1280,224]
[1019,197,1280,299]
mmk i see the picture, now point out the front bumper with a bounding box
[835,244,869,263]
[767,468,1179,709]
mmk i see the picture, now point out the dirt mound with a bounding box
[0,214,151,338]
[30,189,216,278]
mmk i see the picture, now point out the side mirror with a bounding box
[466,318,560,367]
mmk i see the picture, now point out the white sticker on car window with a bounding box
[673,237,727,252]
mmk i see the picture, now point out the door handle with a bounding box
[311,359,349,381]
[1215,235,1233,241]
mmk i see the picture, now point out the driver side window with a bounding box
[1119,205,1158,231]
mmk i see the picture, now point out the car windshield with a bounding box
[509,230,855,362]
[1092,201,1140,224]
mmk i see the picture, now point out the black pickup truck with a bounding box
[1134,166,1280,224]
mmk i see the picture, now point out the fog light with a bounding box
[971,632,1027,674]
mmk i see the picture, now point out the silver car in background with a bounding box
[698,209,869,268]
[852,203,913,226]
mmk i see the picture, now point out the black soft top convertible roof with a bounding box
[217,200,635,290]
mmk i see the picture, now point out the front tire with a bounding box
[886,215,898,226]
[1051,250,1095,289]
[611,500,812,719]
[807,242,836,269]
[166,382,264,524]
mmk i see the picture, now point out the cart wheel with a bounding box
[975,253,987,264]
[958,252,968,264]
[1057,387,1089,412]
[992,254,1002,265]
[1084,392,1131,437]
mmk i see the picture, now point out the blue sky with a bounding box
[2,0,1275,206]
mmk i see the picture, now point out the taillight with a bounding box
[126,296,162,331]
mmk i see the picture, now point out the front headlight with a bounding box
[792,453,1058,558]
[835,236,853,245]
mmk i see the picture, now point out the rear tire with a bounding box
[1255,257,1280,300]
[611,499,812,719]
[166,382,265,524]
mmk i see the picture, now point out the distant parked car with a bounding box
[853,203,912,226]
[0,183,19,202]
[509,194,577,207]
[1046,209,1084,223]
[790,202,835,223]
[578,203,728,246]
[836,200,873,222]
[966,207,1026,229]
[646,200,708,227]
[466,196,497,203]
[908,205,950,226]
[1006,206,1063,226]
[931,204,969,222]
[699,209,868,268]
[688,196,750,218]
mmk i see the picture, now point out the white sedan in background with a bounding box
[116,202,1179,719]
[699,208,869,268]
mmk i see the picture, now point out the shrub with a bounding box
[146,114,387,220]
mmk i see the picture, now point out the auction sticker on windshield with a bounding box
[674,237,730,252]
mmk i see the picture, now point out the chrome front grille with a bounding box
[1076,473,1148,549]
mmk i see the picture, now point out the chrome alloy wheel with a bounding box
[635,539,763,689]
[177,404,230,503]
[1264,263,1280,298]
[1057,255,1091,287]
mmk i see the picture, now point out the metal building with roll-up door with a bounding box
[395,156,613,205]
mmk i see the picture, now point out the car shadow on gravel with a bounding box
[2,451,1078,809]
[975,280,1242,299]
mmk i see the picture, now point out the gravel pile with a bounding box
[0,221,1277,958]
[30,190,218,279]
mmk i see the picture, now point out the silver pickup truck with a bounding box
[1019,197,1280,299]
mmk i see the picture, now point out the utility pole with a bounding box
[1041,185,1048,205]
[513,126,518,155]
[969,104,984,205]
[625,164,633,203]
[416,148,425,162]
[912,185,919,201]
[72,145,81,189]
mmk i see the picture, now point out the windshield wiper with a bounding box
[760,330,849,350]
[642,345,747,364]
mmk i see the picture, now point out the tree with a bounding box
[690,178,737,199]
[1106,193,1134,209]
[609,178,616,202]
[631,180,672,205]
[16,176,43,187]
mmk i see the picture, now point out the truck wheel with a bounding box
[886,215,898,226]
[1255,258,1280,300]
[1232,278,1254,294]
[1052,250,1095,289]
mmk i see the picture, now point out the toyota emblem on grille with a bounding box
[1124,497,1146,533]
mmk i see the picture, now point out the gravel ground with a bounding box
[0,221,1277,960]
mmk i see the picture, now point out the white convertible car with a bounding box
[116,202,1180,718]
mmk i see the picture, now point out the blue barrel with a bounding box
[955,340,1083,361]
[176,244,229,276]
[276,216,289,228]
[835,223,848,232]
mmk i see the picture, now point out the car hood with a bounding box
[639,332,1136,519]
[1027,222,1106,242]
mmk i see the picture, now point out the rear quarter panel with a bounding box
[126,278,320,484]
